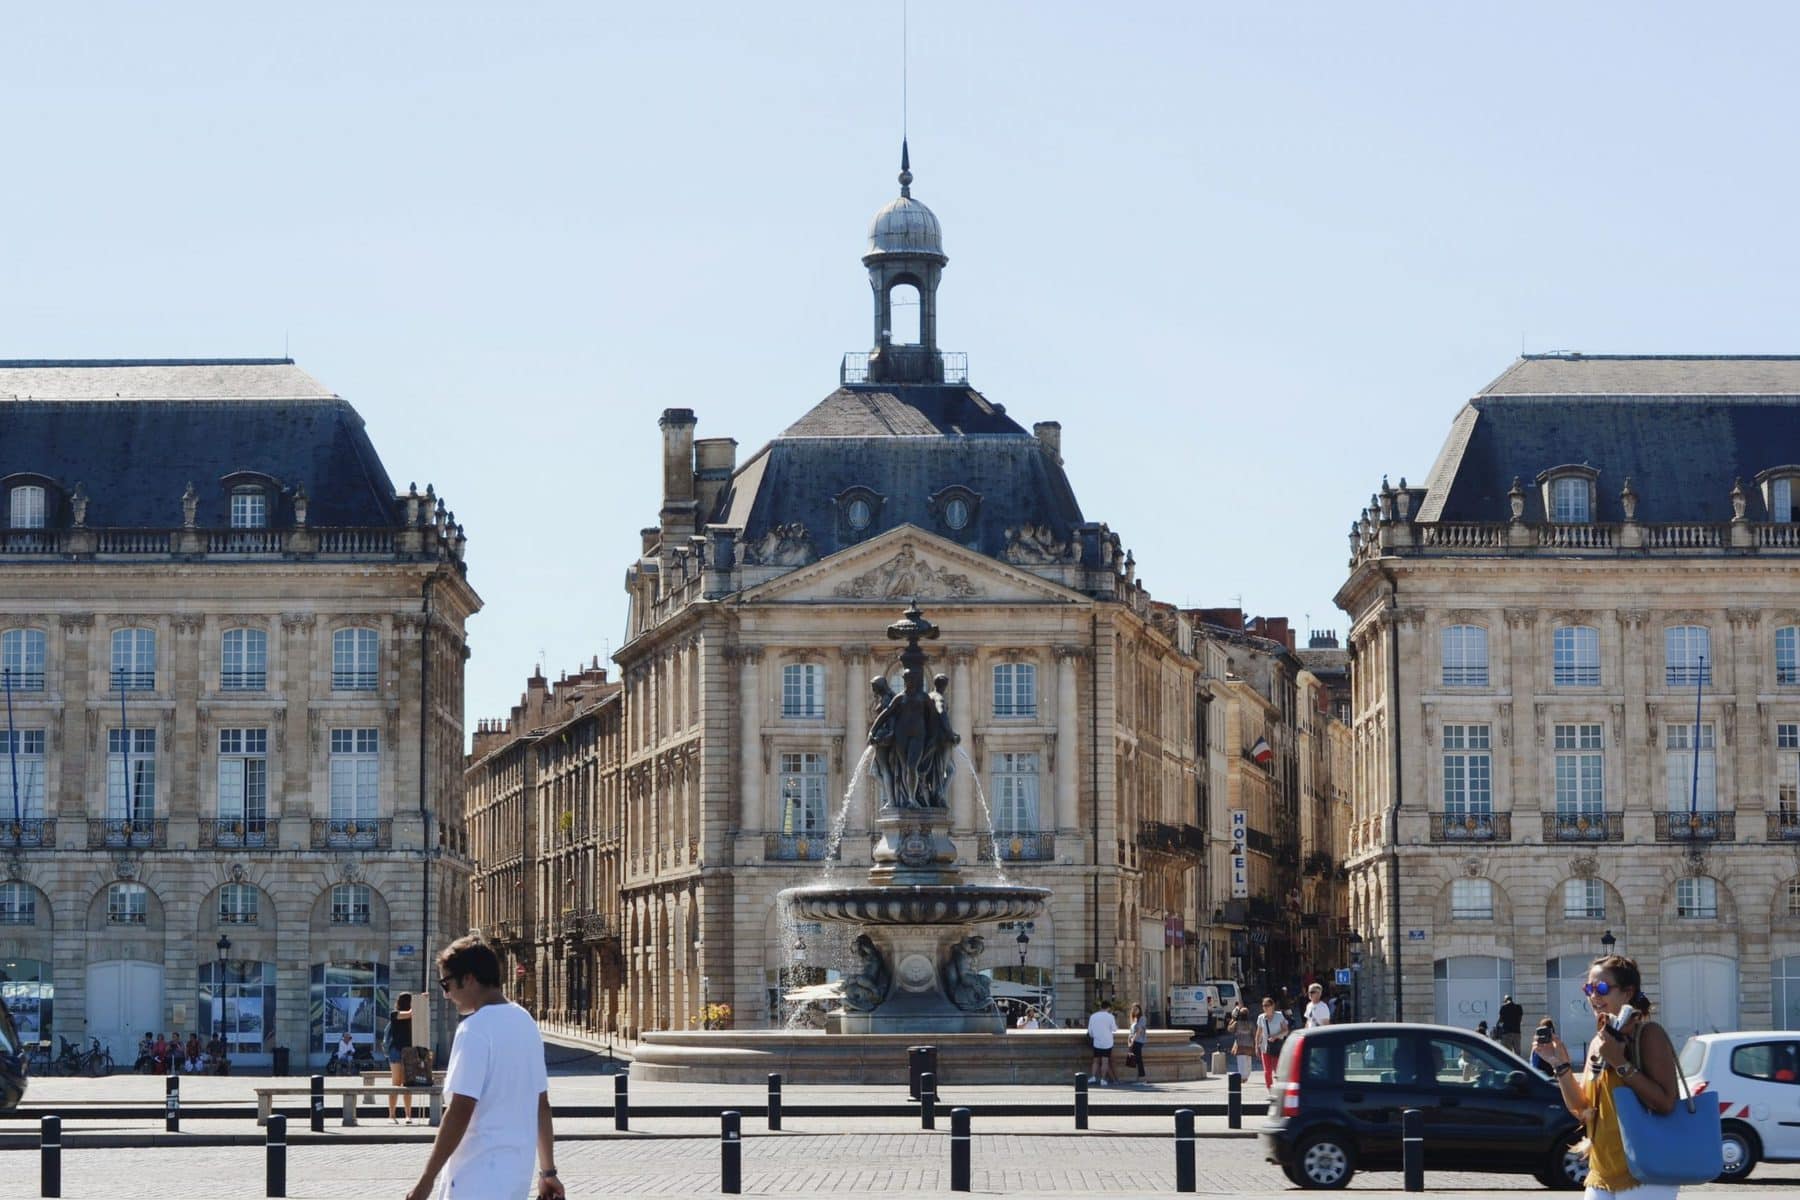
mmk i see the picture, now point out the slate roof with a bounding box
[1417,356,1800,524]
[717,384,1084,561]
[0,359,401,528]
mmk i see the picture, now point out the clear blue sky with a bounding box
[5,3,1797,730]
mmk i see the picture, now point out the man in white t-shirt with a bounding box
[1086,1002,1119,1086]
[405,936,564,1200]
[1303,983,1332,1028]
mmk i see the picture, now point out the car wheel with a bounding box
[1718,1121,1759,1182]
[1292,1130,1355,1189]
[1534,1130,1586,1190]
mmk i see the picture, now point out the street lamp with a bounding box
[215,933,231,1073]
[1346,931,1364,1023]
[1016,927,1030,969]
[1601,929,1616,953]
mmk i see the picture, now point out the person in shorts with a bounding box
[1086,1002,1118,1086]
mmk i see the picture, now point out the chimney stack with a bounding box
[693,437,738,526]
[1033,421,1063,465]
[659,408,699,547]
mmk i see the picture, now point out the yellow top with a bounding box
[1584,1061,1637,1191]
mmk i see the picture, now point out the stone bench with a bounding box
[253,1084,443,1127]
[359,1070,446,1088]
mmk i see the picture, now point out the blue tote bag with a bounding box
[1612,1045,1722,1186]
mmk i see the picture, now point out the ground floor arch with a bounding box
[1433,954,1512,1030]
[85,959,164,1063]
[1660,953,1738,1041]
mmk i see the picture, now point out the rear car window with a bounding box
[1731,1042,1800,1084]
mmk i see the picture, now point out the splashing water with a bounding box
[955,746,1009,884]
[819,745,876,885]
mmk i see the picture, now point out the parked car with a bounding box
[1680,1030,1800,1181]
[1259,1022,1585,1190]
[0,998,26,1112]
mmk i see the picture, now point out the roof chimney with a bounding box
[659,409,699,547]
[1033,421,1063,465]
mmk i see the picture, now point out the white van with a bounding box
[1169,984,1218,1034]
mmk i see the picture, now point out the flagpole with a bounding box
[4,668,18,848]
[1690,654,1705,817]
[118,668,131,837]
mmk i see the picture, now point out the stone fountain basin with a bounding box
[782,883,1050,925]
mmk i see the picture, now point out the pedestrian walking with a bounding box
[1125,1003,1148,1083]
[1254,996,1289,1089]
[1227,1000,1256,1079]
[404,936,565,1200]
[1303,983,1332,1028]
[386,992,415,1124]
[1495,994,1524,1056]
[1086,1001,1118,1086]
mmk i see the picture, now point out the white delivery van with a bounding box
[1168,984,1218,1035]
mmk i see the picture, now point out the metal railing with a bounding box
[201,818,277,848]
[1655,811,1734,842]
[1136,821,1204,858]
[1429,812,1511,842]
[1769,812,1800,841]
[1542,811,1623,842]
[331,670,378,691]
[111,670,155,691]
[87,818,166,849]
[220,670,266,691]
[310,817,392,849]
[977,831,1056,862]
[2,817,54,847]
[839,349,970,386]
[763,833,839,861]
[1441,666,1490,687]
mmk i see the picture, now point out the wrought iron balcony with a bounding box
[1769,811,1800,841]
[0,670,43,692]
[1137,821,1205,859]
[1655,811,1734,842]
[87,818,166,849]
[1,818,54,848]
[978,831,1056,863]
[201,818,277,849]
[579,912,613,942]
[310,818,392,850]
[331,670,378,691]
[1303,850,1335,876]
[840,349,969,386]
[1429,812,1512,842]
[220,670,266,691]
[1541,812,1623,842]
[764,833,839,861]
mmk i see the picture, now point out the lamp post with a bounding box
[215,933,231,1071]
[1347,931,1364,1023]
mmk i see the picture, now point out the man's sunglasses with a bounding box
[439,976,458,993]
[1582,981,1615,997]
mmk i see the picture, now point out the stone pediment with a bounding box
[741,526,1083,605]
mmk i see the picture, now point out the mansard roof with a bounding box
[1417,355,1800,524]
[0,359,401,528]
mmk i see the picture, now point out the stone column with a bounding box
[842,648,869,833]
[738,649,762,830]
[949,648,975,832]
[1056,647,1080,832]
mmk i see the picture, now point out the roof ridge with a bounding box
[0,358,297,368]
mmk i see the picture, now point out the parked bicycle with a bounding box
[79,1038,114,1077]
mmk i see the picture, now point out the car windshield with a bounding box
[1679,1037,1707,1078]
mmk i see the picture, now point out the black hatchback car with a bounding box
[0,995,26,1112]
[1258,1022,1585,1189]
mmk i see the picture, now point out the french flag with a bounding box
[1251,736,1274,765]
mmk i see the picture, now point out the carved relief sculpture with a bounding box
[832,544,982,600]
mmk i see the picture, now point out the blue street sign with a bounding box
[396,945,416,956]
[1334,968,1352,986]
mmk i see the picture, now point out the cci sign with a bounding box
[1230,809,1248,899]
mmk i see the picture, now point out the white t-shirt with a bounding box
[437,1001,549,1199]
[1087,1009,1118,1050]
[1304,999,1332,1028]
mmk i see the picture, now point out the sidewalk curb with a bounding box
[0,1128,1262,1150]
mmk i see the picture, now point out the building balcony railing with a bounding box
[1303,850,1336,876]
[1247,896,1281,924]
[492,918,535,944]
[1429,812,1512,842]
[1137,821,1204,860]
[764,833,839,861]
[220,670,267,691]
[1,817,54,848]
[201,817,277,848]
[1542,811,1623,842]
[977,831,1056,863]
[0,526,409,562]
[1769,812,1800,841]
[87,818,167,849]
[840,348,970,386]
[0,670,44,691]
[579,912,613,942]
[2,531,61,554]
[111,671,155,692]
[207,530,286,554]
[310,817,392,850]
[1655,811,1734,842]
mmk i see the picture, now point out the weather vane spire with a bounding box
[899,139,912,197]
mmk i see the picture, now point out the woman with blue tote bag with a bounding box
[1537,954,1720,1198]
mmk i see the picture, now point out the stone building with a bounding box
[1338,354,1800,1038]
[465,660,624,1041]
[0,359,478,1069]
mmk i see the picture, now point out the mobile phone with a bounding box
[1604,1004,1637,1041]
[1534,1027,1553,1045]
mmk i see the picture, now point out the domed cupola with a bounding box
[862,141,950,385]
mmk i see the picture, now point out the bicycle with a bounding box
[79,1038,114,1077]
[50,1036,83,1076]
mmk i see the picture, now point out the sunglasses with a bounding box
[1582,981,1615,997]
[439,976,458,993]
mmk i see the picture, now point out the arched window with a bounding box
[8,485,45,530]
[331,628,379,691]
[1451,878,1493,920]
[1,628,46,691]
[1778,627,1799,687]
[1677,876,1719,919]
[106,883,148,924]
[219,882,259,925]
[110,628,156,691]
[1563,878,1604,920]
[1550,477,1589,523]
[887,282,921,345]
[329,884,371,925]
[1441,625,1488,687]
[1665,626,1712,687]
[221,628,268,691]
[229,487,267,530]
[1553,626,1600,687]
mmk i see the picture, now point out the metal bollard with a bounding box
[614,1072,630,1132]
[165,1075,179,1133]
[40,1115,60,1198]
[266,1113,287,1198]
[1073,1071,1088,1130]
[1227,1069,1242,1130]
[1174,1108,1196,1193]
[949,1107,971,1192]
[720,1110,742,1194]
[767,1072,782,1132]
[919,1070,936,1130]
[1402,1107,1423,1192]
[310,1073,325,1133]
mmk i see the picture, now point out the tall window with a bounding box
[780,663,824,719]
[991,752,1040,832]
[1,629,46,691]
[1551,476,1590,523]
[1441,626,1488,687]
[1665,626,1712,687]
[107,882,148,924]
[1554,724,1605,818]
[229,488,267,529]
[0,882,34,925]
[330,884,371,925]
[221,628,268,690]
[1780,724,1800,827]
[8,486,45,529]
[1451,878,1493,920]
[1780,628,1800,686]
[993,663,1038,719]
[111,628,156,691]
[1776,478,1794,524]
[1665,722,1718,812]
[106,728,156,820]
[331,628,379,691]
[219,882,259,925]
[328,729,379,821]
[218,728,269,827]
[1553,626,1601,687]
[1564,878,1605,920]
[777,752,827,835]
[0,730,47,817]
[1677,877,1719,920]
[1441,724,1492,817]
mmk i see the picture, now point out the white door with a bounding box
[1140,919,1166,1025]
[85,960,164,1063]
[1661,954,1738,1041]
[1548,955,1599,1035]
[1434,955,1513,1030]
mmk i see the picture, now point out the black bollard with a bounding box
[310,1073,325,1133]
[767,1072,782,1132]
[614,1072,629,1132]
[1227,1069,1242,1130]
[1073,1071,1088,1130]
[720,1110,742,1195]
[919,1070,936,1130]
[1174,1108,1196,1193]
[266,1113,287,1198]
[950,1107,972,1192]
[165,1075,179,1133]
[1402,1107,1423,1192]
[40,1115,60,1198]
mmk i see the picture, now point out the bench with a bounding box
[252,1084,443,1127]
[360,1070,447,1088]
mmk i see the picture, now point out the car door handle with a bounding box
[1342,1091,1363,1103]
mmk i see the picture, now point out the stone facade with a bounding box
[0,360,479,1069]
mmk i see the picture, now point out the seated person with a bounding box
[134,1032,155,1072]
[333,1032,357,1067]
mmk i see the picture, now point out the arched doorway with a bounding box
[86,959,164,1063]
[1546,955,1600,1031]
[1660,953,1738,1040]
[1433,955,1512,1029]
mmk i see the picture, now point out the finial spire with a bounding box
[899,139,912,197]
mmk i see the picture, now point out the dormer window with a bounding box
[1537,466,1599,524]
[8,486,44,530]
[230,488,267,529]
[833,487,885,540]
[1756,468,1800,522]
[929,486,981,536]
